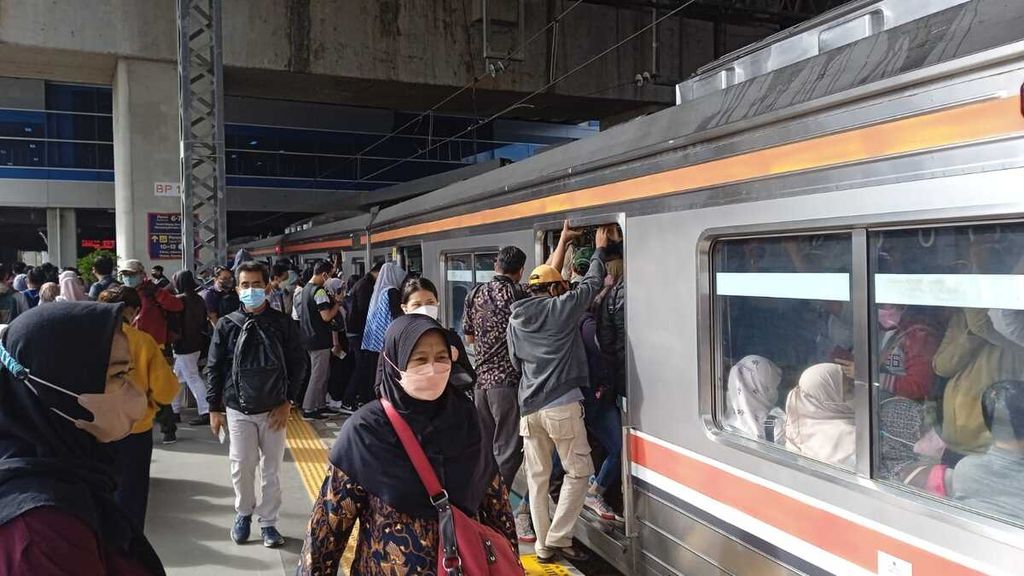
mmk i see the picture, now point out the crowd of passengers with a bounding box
[721,235,1024,525]
[0,219,627,574]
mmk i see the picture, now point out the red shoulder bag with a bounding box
[380,399,524,576]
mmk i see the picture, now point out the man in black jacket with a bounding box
[342,260,382,406]
[206,262,308,549]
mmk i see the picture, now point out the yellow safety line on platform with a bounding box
[284,409,329,501]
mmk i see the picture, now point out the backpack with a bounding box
[227,311,288,414]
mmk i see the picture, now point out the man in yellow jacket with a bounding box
[98,285,181,530]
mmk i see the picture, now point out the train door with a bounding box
[398,245,423,277]
[534,217,630,567]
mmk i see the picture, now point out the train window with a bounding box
[399,246,423,277]
[713,233,860,469]
[870,223,1024,527]
[444,250,498,338]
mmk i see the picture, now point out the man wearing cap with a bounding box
[119,259,184,443]
[507,222,610,564]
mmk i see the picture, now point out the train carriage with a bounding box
[244,0,1024,573]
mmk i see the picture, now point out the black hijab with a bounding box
[330,314,496,519]
[172,269,198,295]
[0,303,165,575]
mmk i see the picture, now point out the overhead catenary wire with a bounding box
[357,0,699,184]
[318,0,586,181]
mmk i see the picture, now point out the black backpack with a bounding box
[227,311,288,414]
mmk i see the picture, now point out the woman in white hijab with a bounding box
[724,355,786,444]
[785,363,856,466]
[55,270,88,302]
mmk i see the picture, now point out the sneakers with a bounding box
[302,410,327,421]
[262,526,285,548]
[515,513,536,544]
[552,545,590,562]
[188,414,210,426]
[585,492,616,521]
[161,431,177,445]
[231,515,251,544]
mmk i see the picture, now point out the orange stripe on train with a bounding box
[269,95,1024,254]
[630,434,986,576]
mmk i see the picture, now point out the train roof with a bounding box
[247,0,1021,253]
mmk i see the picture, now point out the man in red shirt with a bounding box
[118,260,184,348]
[119,259,184,443]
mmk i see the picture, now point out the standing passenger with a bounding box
[507,223,610,563]
[463,245,532,538]
[0,303,165,575]
[88,254,120,300]
[359,261,406,390]
[97,286,180,530]
[298,314,516,574]
[723,355,786,443]
[344,261,382,406]
[206,262,308,548]
[204,266,241,326]
[297,260,343,420]
[56,269,89,302]
[0,264,28,325]
[170,271,212,426]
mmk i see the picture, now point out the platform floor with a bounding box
[146,408,588,576]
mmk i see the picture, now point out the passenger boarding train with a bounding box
[241,0,1024,573]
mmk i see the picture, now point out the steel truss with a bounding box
[176,0,227,277]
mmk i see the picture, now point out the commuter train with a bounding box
[242,0,1024,573]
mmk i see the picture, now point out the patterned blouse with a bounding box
[299,465,518,575]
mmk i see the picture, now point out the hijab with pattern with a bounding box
[0,303,164,574]
[361,262,407,352]
[784,363,856,465]
[331,314,496,518]
[724,355,785,442]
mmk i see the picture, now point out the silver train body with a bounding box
[245,1,1024,573]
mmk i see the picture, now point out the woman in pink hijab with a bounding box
[55,270,89,302]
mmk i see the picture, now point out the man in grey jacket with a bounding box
[507,224,610,563]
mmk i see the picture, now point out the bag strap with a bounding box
[380,398,445,499]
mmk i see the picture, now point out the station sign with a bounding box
[154,182,181,197]
[147,212,183,260]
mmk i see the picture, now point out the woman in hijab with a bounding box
[724,355,786,444]
[56,269,89,302]
[0,303,165,575]
[169,270,212,426]
[784,363,856,466]
[299,314,516,575]
[877,396,925,481]
[360,261,406,354]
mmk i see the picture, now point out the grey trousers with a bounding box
[227,407,286,528]
[303,349,331,411]
[474,386,523,489]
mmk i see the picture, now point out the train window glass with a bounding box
[400,246,423,277]
[713,233,859,469]
[444,251,498,339]
[870,223,1024,527]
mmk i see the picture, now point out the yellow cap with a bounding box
[528,264,563,286]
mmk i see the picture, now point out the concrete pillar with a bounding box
[113,58,181,271]
[45,207,77,268]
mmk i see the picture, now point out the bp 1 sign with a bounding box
[154,182,181,197]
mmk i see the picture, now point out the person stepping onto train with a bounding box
[206,262,309,549]
[508,221,611,563]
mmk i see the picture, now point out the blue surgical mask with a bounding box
[121,275,141,288]
[239,288,267,309]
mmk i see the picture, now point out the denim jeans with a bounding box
[583,388,622,491]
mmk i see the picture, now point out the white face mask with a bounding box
[407,304,440,320]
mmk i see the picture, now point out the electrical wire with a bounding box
[357,0,699,184]
[319,0,586,181]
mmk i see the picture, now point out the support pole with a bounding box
[177,0,227,277]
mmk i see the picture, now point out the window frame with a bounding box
[698,213,1024,543]
[439,246,500,334]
